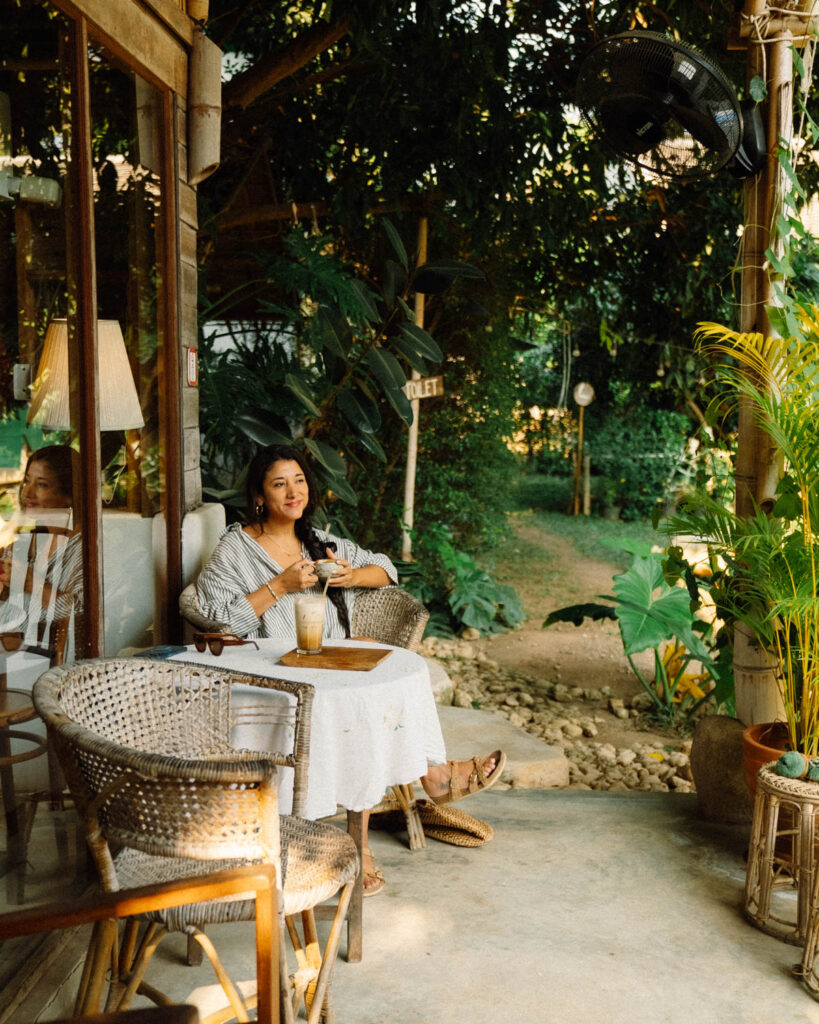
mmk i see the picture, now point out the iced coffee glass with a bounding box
[294,594,326,655]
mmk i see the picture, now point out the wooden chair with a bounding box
[33,657,358,1024]
[0,865,279,1024]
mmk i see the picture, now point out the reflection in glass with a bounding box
[0,445,80,661]
[0,4,84,700]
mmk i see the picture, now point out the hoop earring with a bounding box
[255,503,264,518]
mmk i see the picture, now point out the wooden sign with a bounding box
[403,375,445,401]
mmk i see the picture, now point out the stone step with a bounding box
[437,704,570,790]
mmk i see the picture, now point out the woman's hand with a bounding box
[277,557,318,593]
[326,550,354,588]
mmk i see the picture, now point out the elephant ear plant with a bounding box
[664,312,819,756]
[544,538,732,727]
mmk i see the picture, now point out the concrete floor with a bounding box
[5,788,819,1023]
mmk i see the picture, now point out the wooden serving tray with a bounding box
[278,646,392,671]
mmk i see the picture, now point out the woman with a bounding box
[197,444,506,895]
[0,444,82,643]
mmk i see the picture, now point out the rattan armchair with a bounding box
[33,658,358,1024]
[178,583,429,653]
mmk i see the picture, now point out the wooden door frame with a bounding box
[60,2,184,652]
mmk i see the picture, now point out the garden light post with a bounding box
[571,382,594,517]
[401,216,427,562]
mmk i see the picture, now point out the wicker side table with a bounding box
[743,763,819,945]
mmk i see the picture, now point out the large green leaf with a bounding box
[398,323,443,362]
[366,347,406,390]
[415,258,484,280]
[313,305,347,358]
[350,279,382,323]
[337,389,380,433]
[356,431,387,462]
[544,603,617,628]
[383,384,414,425]
[390,335,428,376]
[323,472,358,506]
[285,374,320,416]
[303,438,346,476]
[384,260,408,308]
[612,555,709,659]
[382,218,408,270]
[235,415,292,447]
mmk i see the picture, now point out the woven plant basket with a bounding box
[414,800,494,847]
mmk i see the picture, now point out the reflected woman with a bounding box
[0,445,82,654]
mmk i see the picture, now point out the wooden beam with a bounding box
[67,17,104,659]
[139,0,195,45]
[52,0,187,94]
[223,18,349,110]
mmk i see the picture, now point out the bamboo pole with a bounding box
[732,12,790,726]
[400,216,427,561]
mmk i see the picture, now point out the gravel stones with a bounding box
[421,633,694,794]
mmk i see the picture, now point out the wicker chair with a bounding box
[33,658,358,1024]
[350,586,428,653]
[178,583,429,652]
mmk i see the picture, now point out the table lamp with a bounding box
[27,319,145,431]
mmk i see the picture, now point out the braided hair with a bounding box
[246,444,351,637]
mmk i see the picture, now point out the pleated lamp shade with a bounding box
[27,319,145,431]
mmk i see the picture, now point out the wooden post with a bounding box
[582,455,591,516]
[572,405,584,516]
[400,216,427,562]
[732,13,792,726]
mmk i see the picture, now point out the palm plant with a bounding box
[664,309,819,755]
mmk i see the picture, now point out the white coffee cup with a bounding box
[313,559,342,582]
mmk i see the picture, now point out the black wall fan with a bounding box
[575,31,766,181]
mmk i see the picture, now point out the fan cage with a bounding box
[576,31,743,181]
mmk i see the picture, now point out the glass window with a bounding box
[0,3,84,690]
[0,2,173,676]
[88,46,168,654]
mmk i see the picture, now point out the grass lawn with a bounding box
[505,472,664,569]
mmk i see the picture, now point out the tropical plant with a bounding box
[664,313,819,755]
[398,523,524,637]
[543,538,733,726]
[197,223,482,519]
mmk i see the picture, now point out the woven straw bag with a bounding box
[414,799,494,847]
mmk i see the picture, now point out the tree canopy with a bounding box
[200,0,753,416]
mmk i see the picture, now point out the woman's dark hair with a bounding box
[246,444,351,637]
[23,444,77,505]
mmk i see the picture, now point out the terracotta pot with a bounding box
[741,721,790,796]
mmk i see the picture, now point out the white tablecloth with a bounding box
[169,639,446,819]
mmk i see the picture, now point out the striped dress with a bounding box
[195,522,398,639]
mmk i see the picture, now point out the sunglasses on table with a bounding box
[192,632,260,657]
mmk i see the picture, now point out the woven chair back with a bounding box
[34,658,281,867]
[350,586,429,651]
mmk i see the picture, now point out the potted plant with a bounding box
[664,311,819,785]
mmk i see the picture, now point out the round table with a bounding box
[169,639,446,819]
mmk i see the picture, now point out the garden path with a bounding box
[472,511,682,754]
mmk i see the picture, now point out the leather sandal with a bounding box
[362,848,386,897]
[432,749,507,806]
